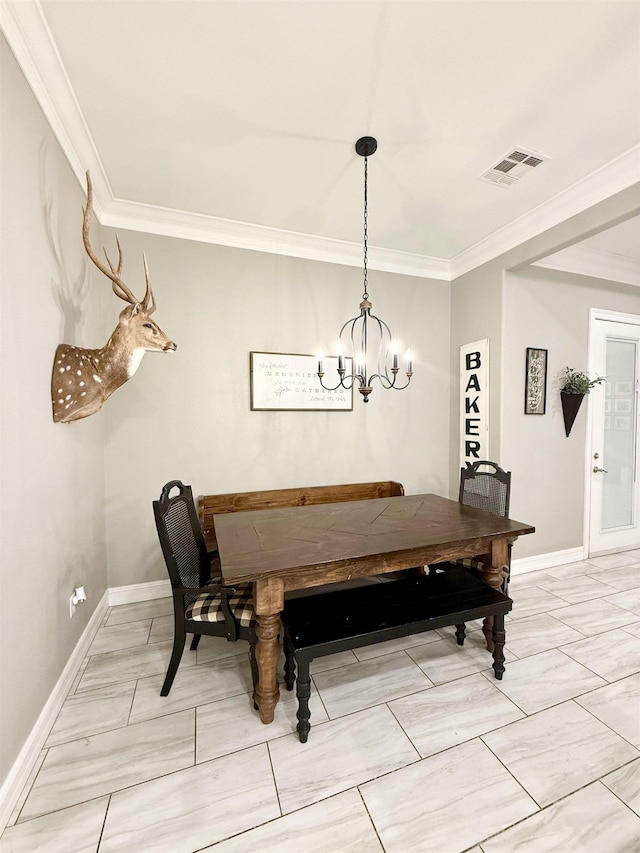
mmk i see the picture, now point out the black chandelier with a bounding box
[317,137,413,403]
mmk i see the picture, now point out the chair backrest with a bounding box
[459,461,511,518]
[153,480,215,604]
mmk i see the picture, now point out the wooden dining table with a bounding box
[214,492,535,724]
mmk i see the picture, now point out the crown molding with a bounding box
[0,0,112,213]
[102,197,451,279]
[450,146,640,279]
[533,244,640,287]
[2,0,638,284]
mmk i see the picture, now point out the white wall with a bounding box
[449,261,504,490]
[0,37,108,784]
[102,232,452,587]
[501,266,640,558]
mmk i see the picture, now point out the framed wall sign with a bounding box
[459,339,490,470]
[524,347,548,415]
[250,352,353,411]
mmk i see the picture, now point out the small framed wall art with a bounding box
[524,347,548,415]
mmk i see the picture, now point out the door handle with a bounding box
[593,466,609,474]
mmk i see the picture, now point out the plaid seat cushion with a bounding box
[186,583,255,627]
[455,557,486,571]
[430,557,485,572]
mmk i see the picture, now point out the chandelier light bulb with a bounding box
[391,340,399,371]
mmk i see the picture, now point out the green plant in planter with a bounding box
[559,367,605,436]
[560,367,606,394]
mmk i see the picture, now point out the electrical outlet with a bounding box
[69,587,87,618]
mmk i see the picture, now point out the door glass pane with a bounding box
[602,338,637,530]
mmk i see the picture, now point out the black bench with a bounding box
[281,566,513,742]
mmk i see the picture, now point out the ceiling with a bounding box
[3,0,640,281]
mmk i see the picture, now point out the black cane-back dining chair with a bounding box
[458,459,511,518]
[153,480,258,697]
[429,460,512,642]
[431,460,511,577]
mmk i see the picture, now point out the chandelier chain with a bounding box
[362,155,369,301]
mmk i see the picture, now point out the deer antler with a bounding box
[141,252,156,315]
[82,171,155,310]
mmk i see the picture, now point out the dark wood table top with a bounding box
[214,493,535,589]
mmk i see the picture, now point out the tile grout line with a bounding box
[95,793,111,852]
[355,785,387,851]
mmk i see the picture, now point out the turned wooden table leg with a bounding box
[254,578,284,724]
[481,538,509,653]
[254,613,281,723]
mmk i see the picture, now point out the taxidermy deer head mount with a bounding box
[51,172,177,423]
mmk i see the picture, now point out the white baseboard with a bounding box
[0,590,109,833]
[511,547,585,575]
[108,579,171,606]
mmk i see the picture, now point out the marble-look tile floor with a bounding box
[2,552,640,852]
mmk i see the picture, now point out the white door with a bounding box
[588,314,640,555]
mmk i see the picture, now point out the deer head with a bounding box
[51,171,177,423]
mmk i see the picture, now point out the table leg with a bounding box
[254,613,281,723]
[481,538,509,652]
[254,578,284,724]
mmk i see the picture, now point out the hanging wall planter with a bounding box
[558,367,605,437]
[560,391,585,437]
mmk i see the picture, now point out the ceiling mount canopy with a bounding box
[355,136,377,158]
[317,137,413,404]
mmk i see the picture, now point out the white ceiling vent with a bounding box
[479,147,550,188]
